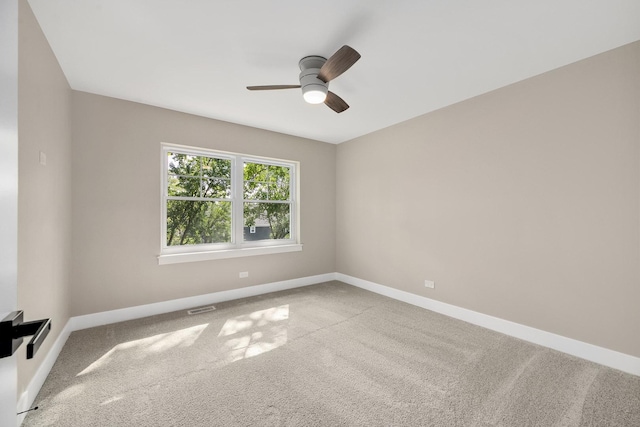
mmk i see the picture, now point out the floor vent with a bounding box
[187,306,216,315]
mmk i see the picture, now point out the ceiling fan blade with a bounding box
[246,85,301,90]
[325,91,349,113]
[317,45,361,83]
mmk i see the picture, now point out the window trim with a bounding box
[158,143,301,264]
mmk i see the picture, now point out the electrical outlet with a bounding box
[239,272,249,278]
[424,280,435,289]
[39,151,47,166]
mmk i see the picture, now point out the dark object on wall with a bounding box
[0,311,51,359]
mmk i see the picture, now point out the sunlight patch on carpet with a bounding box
[218,305,289,337]
[218,305,289,362]
[76,323,208,376]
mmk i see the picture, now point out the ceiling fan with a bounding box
[247,45,361,113]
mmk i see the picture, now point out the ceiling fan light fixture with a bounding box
[302,84,328,104]
[246,47,360,113]
[299,60,329,104]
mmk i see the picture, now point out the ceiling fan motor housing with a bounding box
[299,56,328,104]
[246,46,359,113]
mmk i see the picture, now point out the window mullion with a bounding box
[233,157,244,245]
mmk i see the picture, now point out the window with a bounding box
[159,144,301,264]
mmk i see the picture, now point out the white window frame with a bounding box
[158,143,301,264]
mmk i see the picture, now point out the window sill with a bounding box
[157,244,303,265]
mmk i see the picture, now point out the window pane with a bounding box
[244,162,290,201]
[268,182,289,201]
[166,200,231,246]
[168,175,200,197]
[244,162,268,181]
[243,202,290,241]
[202,178,231,198]
[202,157,231,178]
[243,180,267,200]
[268,165,290,183]
[167,153,200,176]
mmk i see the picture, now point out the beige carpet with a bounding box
[23,281,640,426]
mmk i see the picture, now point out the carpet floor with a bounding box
[23,281,640,426]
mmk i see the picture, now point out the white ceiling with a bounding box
[28,0,640,144]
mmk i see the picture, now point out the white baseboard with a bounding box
[336,273,640,376]
[17,319,73,425]
[71,272,337,331]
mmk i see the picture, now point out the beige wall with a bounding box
[70,92,336,316]
[17,1,72,396]
[337,41,640,357]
